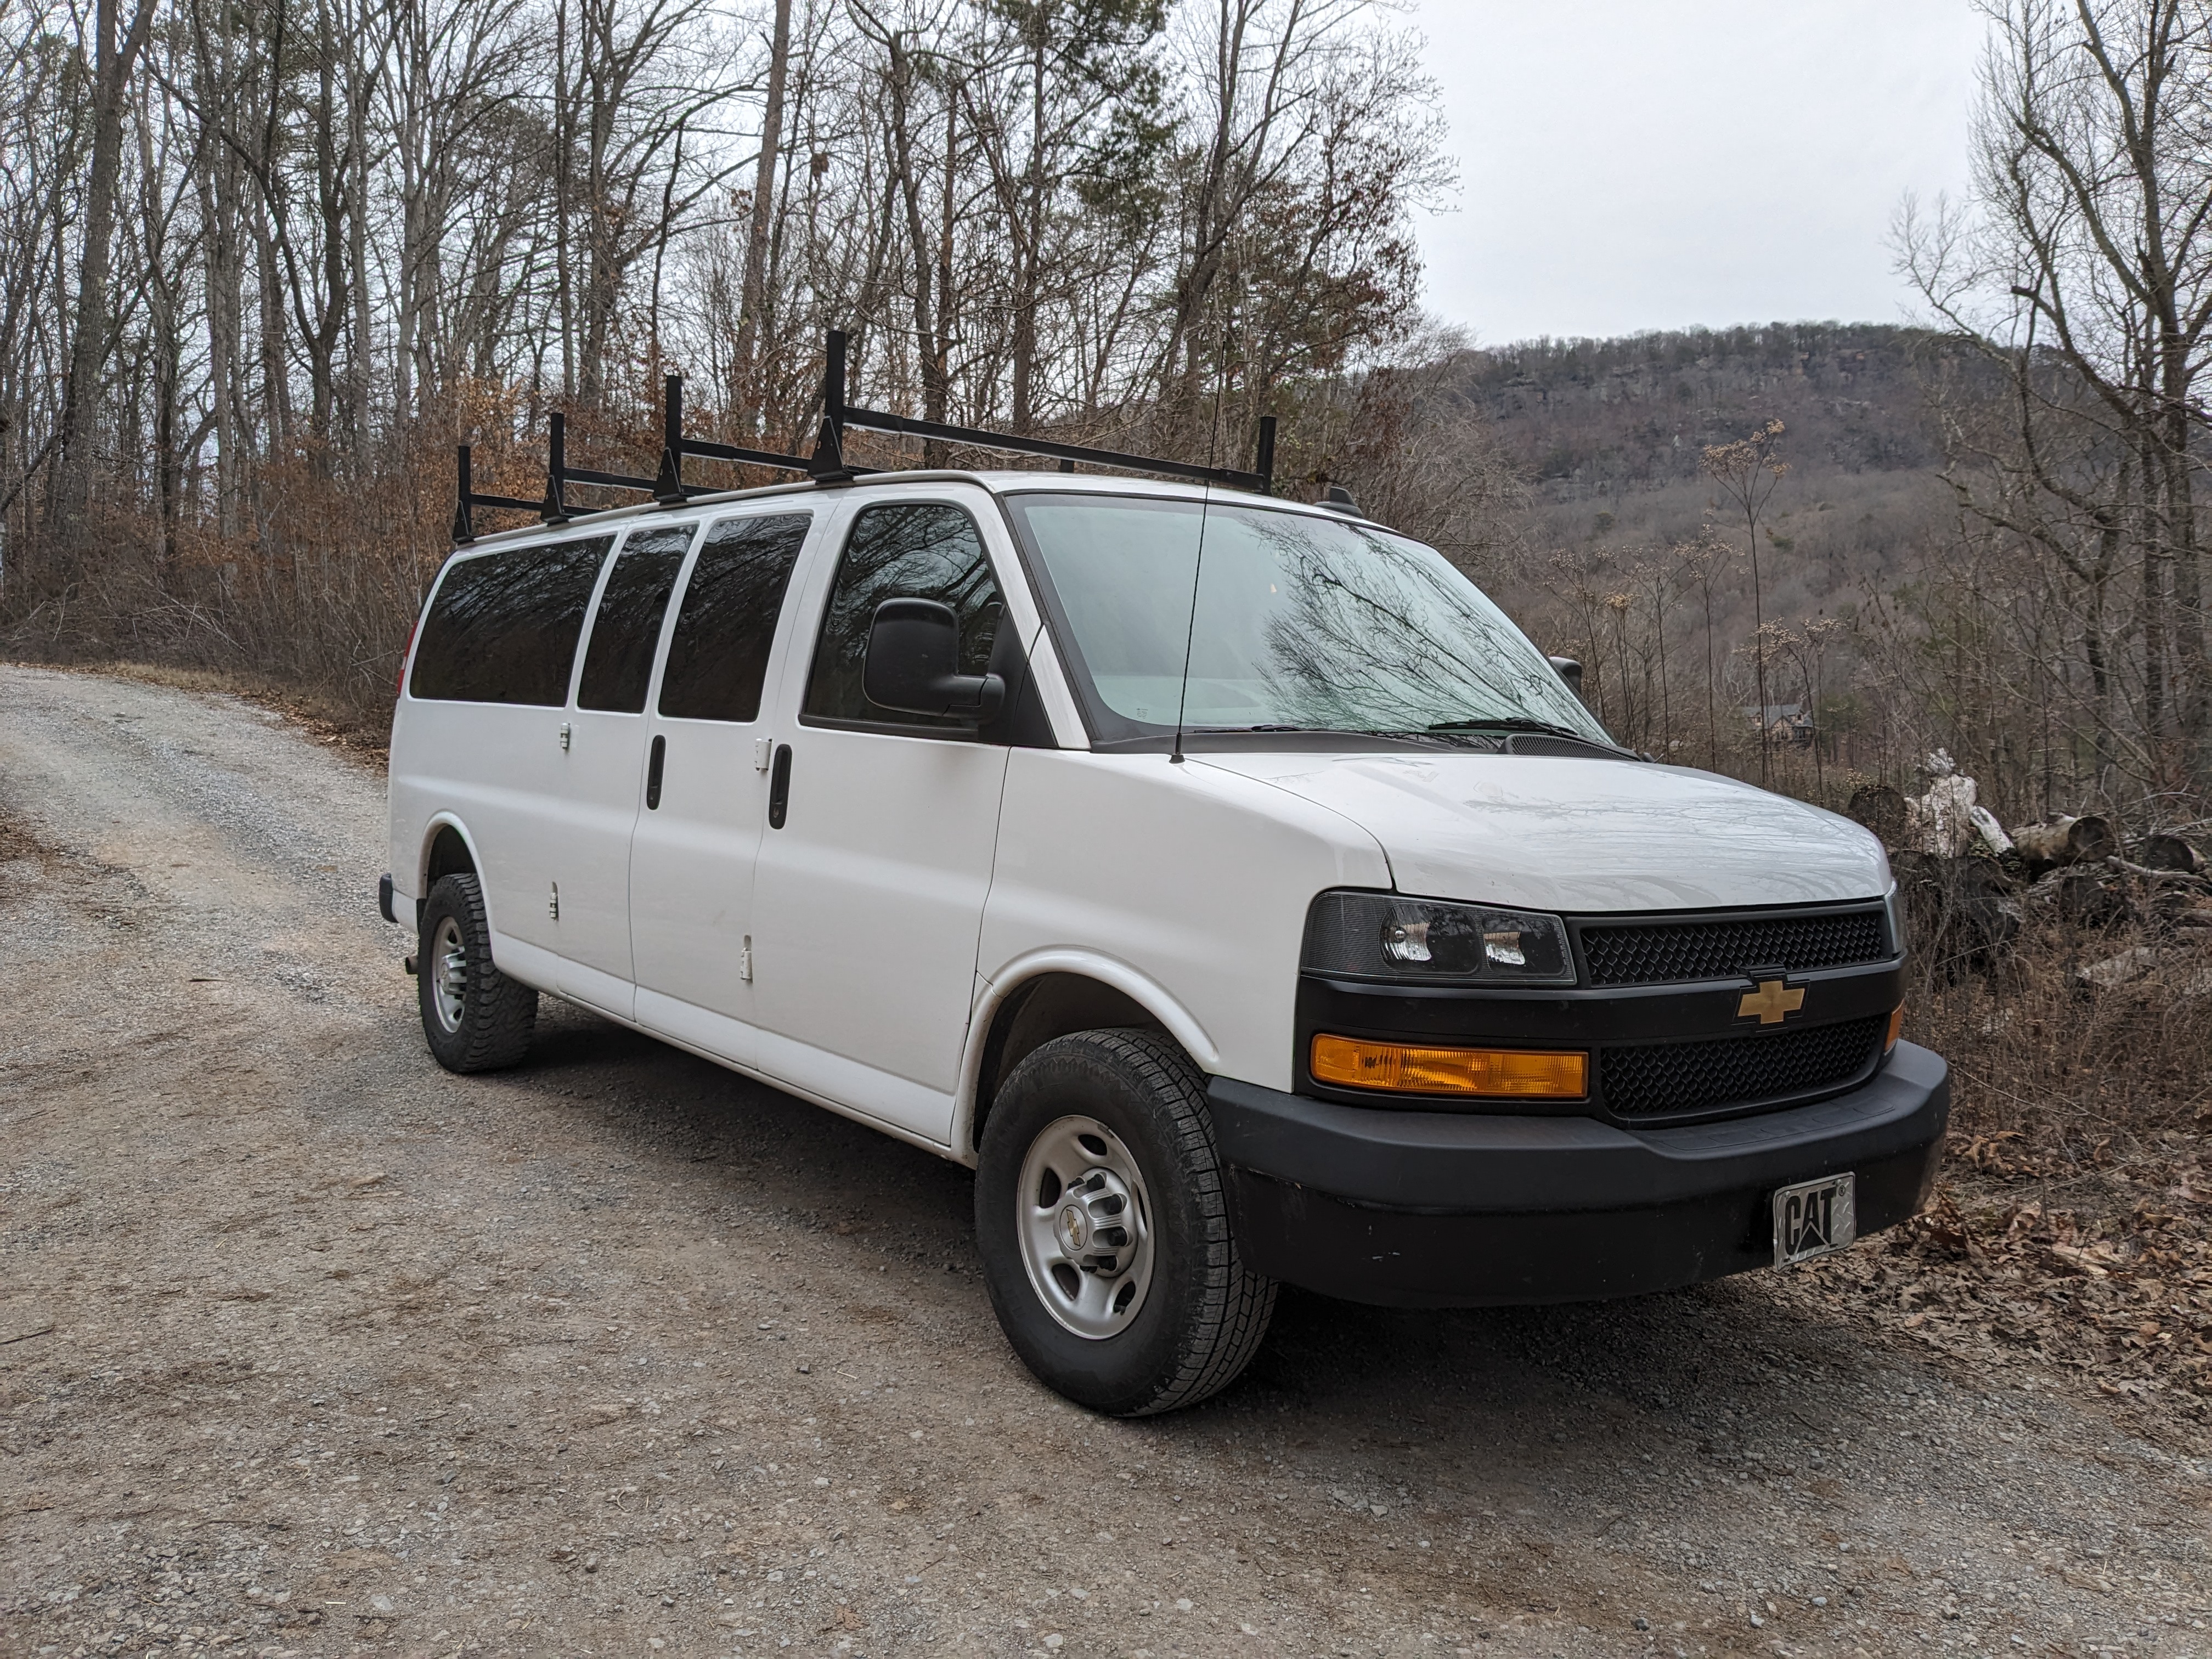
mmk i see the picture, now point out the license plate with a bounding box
[1772,1173,1857,1265]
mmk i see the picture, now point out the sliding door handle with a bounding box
[645,734,667,810]
[768,743,792,828]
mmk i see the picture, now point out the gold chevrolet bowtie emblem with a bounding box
[1738,979,1806,1024]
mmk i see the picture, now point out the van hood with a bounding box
[1198,750,1889,913]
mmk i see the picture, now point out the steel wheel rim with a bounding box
[431,915,467,1033]
[1015,1114,1155,1340]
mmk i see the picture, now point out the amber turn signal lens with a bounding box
[1886,1004,1905,1053]
[1311,1034,1588,1098]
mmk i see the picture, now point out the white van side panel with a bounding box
[978,751,1392,1096]
[387,698,573,951]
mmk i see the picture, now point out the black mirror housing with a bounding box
[1548,655,1584,697]
[864,597,1006,720]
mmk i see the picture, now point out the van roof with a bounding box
[447,469,1375,554]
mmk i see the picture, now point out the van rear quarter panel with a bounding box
[388,695,569,959]
[979,751,1391,1093]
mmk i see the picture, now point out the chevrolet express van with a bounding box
[383,467,1948,1415]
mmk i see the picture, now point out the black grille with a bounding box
[1601,1015,1886,1121]
[1579,908,1888,986]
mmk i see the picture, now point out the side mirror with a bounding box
[864,597,1006,720]
[1548,655,1584,697]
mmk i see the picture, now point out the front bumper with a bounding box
[1209,1040,1948,1307]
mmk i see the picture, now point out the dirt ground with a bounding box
[2,662,2208,1659]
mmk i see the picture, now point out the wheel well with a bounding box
[973,973,1166,1143]
[425,825,475,887]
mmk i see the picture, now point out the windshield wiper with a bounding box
[1190,724,1456,746]
[1426,716,1598,741]
[1426,716,1647,758]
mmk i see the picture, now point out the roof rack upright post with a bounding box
[1254,415,1277,495]
[654,374,686,505]
[810,329,850,482]
[453,444,475,544]
[541,414,571,524]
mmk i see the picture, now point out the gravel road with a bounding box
[2,662,2207,1659]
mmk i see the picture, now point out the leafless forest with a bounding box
[1,0,1476,703]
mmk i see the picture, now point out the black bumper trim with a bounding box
[1205,1042,1949,1306]
[378,873,398,926]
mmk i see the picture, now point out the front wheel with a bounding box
[974,1030,1276,1415]
[416,872,537,1073]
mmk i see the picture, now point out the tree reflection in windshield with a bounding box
[1007,494,1610,744]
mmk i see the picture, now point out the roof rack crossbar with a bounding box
[662,373,826,490]
[837,402,1269,493]
[562,464,660,494]
[679,432,831,471]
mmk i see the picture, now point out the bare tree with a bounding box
[1898,0,2212,779]
[51,0,159,532]
[1702,419,1789,785]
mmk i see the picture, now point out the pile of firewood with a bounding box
[1844,778,2211,980]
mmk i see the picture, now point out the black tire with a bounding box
[416,872,537,1073]
[974,1029,1276,1415]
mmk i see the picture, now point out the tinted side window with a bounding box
[658,513,811,723]
[802,503,1002,729]
[577,525,695,713]
[409,536,612,706]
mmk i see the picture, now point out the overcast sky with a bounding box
[1407,0,1991,345]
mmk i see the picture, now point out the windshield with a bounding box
[1005,493,1613,746]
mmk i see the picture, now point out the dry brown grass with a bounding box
[1916,916,2212,1155]
[1792,917,2212,1440]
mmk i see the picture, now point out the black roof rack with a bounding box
[454,327,1275,545]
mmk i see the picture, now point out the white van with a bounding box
[383,459,1946,1416]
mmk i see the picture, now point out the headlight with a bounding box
[1302,890,1576,985]
[1883,882,1908,957]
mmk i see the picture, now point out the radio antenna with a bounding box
[1168,481,1211,765]
[1170,329,1232,765]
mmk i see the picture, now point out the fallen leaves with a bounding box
[1809,1149,2212,1425]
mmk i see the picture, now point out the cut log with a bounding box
[2132,833,2203,874]
[2012,814,2118,874]
[2022,867,2132,929]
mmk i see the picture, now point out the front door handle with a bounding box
[646,734,667,810]
[768,743,792,828]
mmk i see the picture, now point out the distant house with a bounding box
[1742,703,1815,746]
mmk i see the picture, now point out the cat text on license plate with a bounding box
[1773,1172,1856,1266]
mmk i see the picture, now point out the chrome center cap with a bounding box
[1057,1204,1089,1254]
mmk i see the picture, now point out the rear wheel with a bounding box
[975,1029,1276,1415]
[416,872,537,1072]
